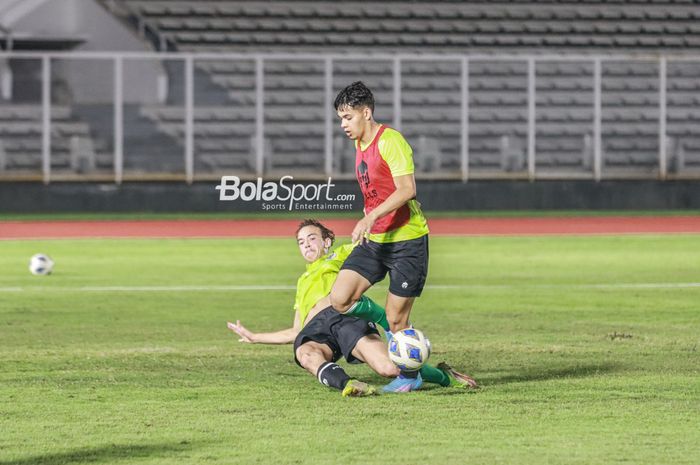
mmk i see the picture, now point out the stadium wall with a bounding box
[1,180,699,213]
[9,0,162,104]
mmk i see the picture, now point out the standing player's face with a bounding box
[337,106,371,140]
[296,225,331,263]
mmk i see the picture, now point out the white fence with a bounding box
[0,51,698,183]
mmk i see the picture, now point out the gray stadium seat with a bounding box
[100,1,700,176]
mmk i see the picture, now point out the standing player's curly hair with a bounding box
[334,81,375,112]
[296,219,335,246]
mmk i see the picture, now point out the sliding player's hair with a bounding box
[334,81,375,112]
[296,219,335,246]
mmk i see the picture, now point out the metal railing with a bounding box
[0,50,698,184]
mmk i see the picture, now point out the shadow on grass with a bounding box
[420,362,621,395]
[0,441,196,465]
[483,362,621,386]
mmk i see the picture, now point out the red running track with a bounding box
[1,216,700,239]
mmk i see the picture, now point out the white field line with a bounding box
[1,283,700,293]
[0,287,23,292]
[429,283,700,290]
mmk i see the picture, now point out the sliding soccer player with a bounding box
[227,219,477,396]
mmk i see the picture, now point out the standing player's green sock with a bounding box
[346,295,390,331]
[419,364,451,387]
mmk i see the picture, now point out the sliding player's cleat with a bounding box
[437,362,479,389]
[342,379,378,397]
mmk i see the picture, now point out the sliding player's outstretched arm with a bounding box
[227,311,302,344]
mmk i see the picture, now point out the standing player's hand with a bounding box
[227,320,256,343]
[351,215,375,244]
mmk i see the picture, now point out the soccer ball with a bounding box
[29,254,54,276]
[388,328,431,371]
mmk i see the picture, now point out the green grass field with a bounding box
[1,235,699,464]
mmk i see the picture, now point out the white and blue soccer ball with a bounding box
[388,327,431,371]
[29,253,54,276]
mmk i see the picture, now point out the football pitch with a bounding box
[1,234,699,464]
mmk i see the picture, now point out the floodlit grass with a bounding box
[1,235,699,464]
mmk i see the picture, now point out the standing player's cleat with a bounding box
[382,372,423,393]
[437,362,479,389]
[342,379,378,397]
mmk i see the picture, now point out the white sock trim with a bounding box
[317,362,333,384]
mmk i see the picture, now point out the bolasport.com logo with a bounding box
[215,175,356,211]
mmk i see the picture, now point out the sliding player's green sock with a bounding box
[419,363,451,387]
[346,295,390,331]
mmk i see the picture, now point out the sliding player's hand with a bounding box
[351,215,375,244]
[227,320,256,343]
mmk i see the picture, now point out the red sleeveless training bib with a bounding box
[355,126,411,234]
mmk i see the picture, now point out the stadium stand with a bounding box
[102,0,700,178]
[121,1,700,53]
[2,0,699,179]
[0,103,113,174]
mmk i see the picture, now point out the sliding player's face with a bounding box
[297,225,332,263]
[337,105,372,140]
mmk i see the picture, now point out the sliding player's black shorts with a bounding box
[341,235,429,297]
[293,307,379,366]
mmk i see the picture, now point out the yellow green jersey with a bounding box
[294,243,355,327]
[355,125,429,243]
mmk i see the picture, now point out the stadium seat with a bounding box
[85,1,699,176]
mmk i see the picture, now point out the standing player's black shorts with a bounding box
[293,307,380,366]
[340,235,429,298]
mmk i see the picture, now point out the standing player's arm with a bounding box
[351,174,416,243]
[226,310,302,344]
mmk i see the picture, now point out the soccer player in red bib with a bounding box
[227,219,477,397]
[330,81,431,392]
